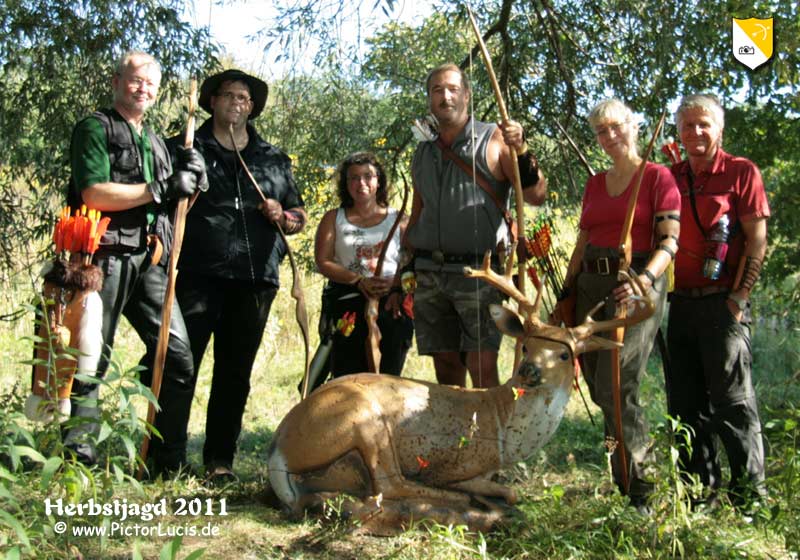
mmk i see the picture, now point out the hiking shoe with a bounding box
[65,443,98,467]
[204,464,238,485]
[629,495,653,517]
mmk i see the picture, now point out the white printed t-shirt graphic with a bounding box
[732,17,773,70]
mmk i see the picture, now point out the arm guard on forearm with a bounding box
[518,151,540,189]
[653,214,680,260]
[738,256,763,292]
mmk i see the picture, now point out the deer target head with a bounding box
[489,303,576,388]
[468,251,656,388]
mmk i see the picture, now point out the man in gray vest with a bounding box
[67,51,203,475]
[406,63,546,388]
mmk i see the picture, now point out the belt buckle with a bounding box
[597,257,610,275]
[432,250,445,265]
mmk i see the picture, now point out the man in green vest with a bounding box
[66,51,204,476]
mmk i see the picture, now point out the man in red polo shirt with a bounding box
[668,94,769,509]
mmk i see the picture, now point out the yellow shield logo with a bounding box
[732,17,774,70]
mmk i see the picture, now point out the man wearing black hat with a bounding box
[171,69,306,481]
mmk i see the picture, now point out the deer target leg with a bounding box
[447,476,518,505]
[356,427,470,505]
[293,491,345,514]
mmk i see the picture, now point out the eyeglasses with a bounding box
[347,173,378,184]
[595,122,628,137]
[217,91,252,104]
[126,77,158,90]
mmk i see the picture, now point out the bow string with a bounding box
[227,125,311,400]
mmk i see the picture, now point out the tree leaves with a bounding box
[0,0,219,278]
[2,0,798,287]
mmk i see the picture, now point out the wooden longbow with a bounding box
[467,7,528,371]
[138,79,197,479]
[365,173,410,373]
[226,125,311,400]
[611,110,666,493]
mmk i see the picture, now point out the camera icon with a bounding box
[738,45,755,55]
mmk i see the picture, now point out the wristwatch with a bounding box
[728,292,748,312]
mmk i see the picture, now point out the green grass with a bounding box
[1,262,799,559]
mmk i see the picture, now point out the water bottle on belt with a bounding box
[702,214,730,280]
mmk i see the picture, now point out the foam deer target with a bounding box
[266,248,654,534]
[24,259,104,423]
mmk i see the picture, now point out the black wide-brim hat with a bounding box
[199,69,268,120]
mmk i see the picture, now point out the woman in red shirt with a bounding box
[559,99,680,511]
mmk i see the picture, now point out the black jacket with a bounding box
[170,119,304,286]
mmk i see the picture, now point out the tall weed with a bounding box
[764,404,800,554]
[0,301,172,559]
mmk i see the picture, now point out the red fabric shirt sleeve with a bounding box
[651,164,682,215]
[732,157,770,222]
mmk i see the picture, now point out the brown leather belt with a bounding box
[672,285,729,298]
[581,256,648,276]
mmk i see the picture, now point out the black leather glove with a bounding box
[147,171,199,203]
[175,146,209,193]
[197,167,209,192]
[175,146,204,171]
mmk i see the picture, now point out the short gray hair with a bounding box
[675,94,725,130]
[114,51,161,78]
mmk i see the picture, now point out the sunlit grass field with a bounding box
[1,252,798,558]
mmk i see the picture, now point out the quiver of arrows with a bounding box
[24,207,107,423]
[52,205,110,262]
[660,138,682,165]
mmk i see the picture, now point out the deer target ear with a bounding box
[489,304,525,338]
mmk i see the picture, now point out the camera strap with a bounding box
[686,170,707,237]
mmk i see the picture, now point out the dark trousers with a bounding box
[67,250,195,469]
[329,291,414,378]
[176,274,278,469]
[666,293,765,499]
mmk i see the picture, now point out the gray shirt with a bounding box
[408,118,510,272]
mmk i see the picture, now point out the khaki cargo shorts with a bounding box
[413,270,503,354]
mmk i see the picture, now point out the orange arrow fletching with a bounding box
[53,220,64,253]
[526,266,542,292]
[84,216,97,253]
[62,216,75,254]
[89,216,110,255]
[72,215,86,254]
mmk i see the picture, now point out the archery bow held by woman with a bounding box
[313,152,413,387]
[557,99,680,510]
